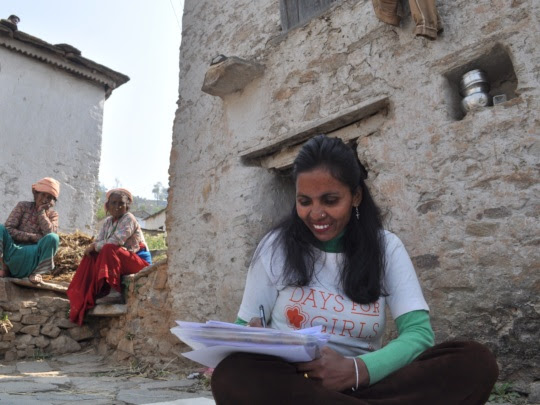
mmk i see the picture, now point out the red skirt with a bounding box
[67,244,148,325]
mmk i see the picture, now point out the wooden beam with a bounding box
[251,100,388,170]
[240,95,389,163]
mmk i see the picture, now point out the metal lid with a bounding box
[460,69,489,93]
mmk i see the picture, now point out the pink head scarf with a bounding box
[105,188,134,210]
[32,177,60,199]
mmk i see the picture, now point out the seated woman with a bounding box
[0,177,61,284]
[211,135,499,405]
[67,188,151,325]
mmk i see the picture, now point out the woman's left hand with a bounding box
[295,346,368,391]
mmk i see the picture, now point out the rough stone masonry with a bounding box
[168,0,539,385]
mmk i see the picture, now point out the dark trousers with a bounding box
[211,341,498,405]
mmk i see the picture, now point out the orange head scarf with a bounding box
[32,177,60,199]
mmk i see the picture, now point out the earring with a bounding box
[355,206,360,220]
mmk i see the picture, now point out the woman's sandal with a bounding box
[28,273,43,284]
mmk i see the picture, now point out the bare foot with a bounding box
[0,261,10,277]
[29,273,43,284]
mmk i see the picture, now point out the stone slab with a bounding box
[201,56,264,97]
[130,260,163,281]
[0,394,49,405]
[33,374,71,385]
[87,304,127,316]
[25,391,116,402]
[0,365,17,375]
[16,360,53,374]
[117,388,205,404]
[0,380,57,393]
[57,362,118,374]
[147,399,216,405]
[68,376,143,391]
[138,379,196,390]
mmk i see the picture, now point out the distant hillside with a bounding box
[132,196,167,215]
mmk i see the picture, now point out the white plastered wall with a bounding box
[0,47,105,232]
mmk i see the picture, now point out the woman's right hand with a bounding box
[37,202,53,213]
[84,243,96,256]
[248,317,264,327]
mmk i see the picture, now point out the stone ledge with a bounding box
[201,56,264,97]
[127,258,166,281]
[88,304,127,317]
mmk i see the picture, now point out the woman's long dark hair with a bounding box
[271,134,386,304]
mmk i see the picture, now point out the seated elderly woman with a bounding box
[67,188,151,325]
[0,177,61,284]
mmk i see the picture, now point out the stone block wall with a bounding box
[0,279,95,361]
[168,0,539,383]
[0,262,189,372]
[96,261,187,370]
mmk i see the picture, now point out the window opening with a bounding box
[280,0,338,31]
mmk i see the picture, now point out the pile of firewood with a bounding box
[42,231,94,283]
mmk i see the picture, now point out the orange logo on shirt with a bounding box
[285,305,308,329]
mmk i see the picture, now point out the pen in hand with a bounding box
[259,304,267,328]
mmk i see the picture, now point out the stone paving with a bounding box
[0,351,215,405]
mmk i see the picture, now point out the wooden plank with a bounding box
[298,0,336,23]
[259,111,387,170]
[281,0,337,30]
[11,278,68,294]
[240,95,389,162]
[280,0,299,30]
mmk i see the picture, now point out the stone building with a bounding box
[0,17,128,232]
[168,0,539,383]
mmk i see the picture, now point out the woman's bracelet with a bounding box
[352,357,359,391]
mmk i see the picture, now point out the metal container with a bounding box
[460,69,491,113]
[461,82,490,97]
[460,69,490,95]
[462,92,491,112]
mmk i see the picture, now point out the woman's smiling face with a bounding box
[296,167,362,242]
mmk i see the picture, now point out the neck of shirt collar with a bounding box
[316,230,345,253]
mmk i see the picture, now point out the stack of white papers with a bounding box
[171,320,330,368]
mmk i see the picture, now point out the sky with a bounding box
[1,0,183,199]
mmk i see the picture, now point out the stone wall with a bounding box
[0,261,189,372]
[96,260,187,370]
[0,279,94,361]
[168,0,539,383]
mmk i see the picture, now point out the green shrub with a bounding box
[144,233,167,251]
[489,383,525,404]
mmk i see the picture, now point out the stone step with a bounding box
[88,303,127,316]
